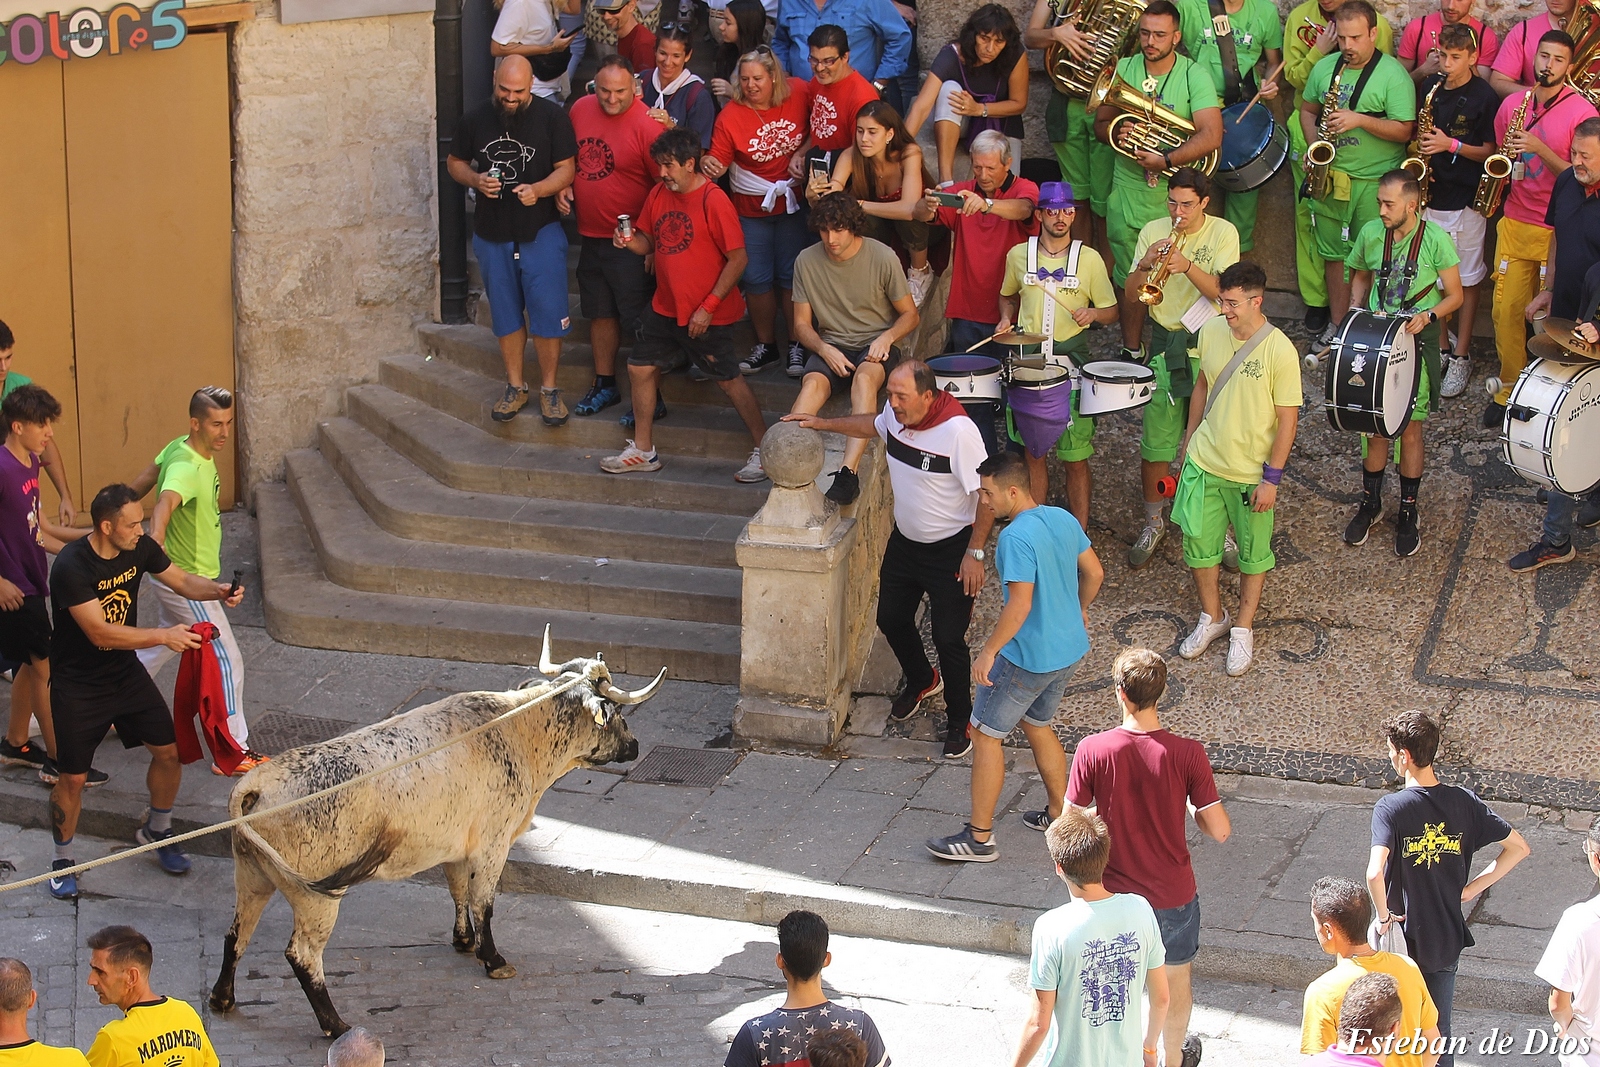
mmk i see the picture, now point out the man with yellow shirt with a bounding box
[84,927,217,1067]
[996,181,1120,528]
[1171,261,1299,678]
[0,958,88,1067]
[1302,877,1442,1067]
[1124,168,1240,571]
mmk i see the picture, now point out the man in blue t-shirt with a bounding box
[928,450,1104,863]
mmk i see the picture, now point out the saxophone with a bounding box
[1043,0,1149,99]
[1138,227,1189,306]
[1474,89,1529,217]
[1402,80,1441,205]
[1302,67,1344,201]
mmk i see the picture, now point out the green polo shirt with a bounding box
[1109,53,1220,191]
[153,436,222,579]
[0,372,34,400]
[1178,0,1284,99]
[1302,50,1416,179]
[1346,217,1459,313]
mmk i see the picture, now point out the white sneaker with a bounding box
[1222,529,1240,573]
[600,440,661,474]
[1226,626,1255,676]
[1179,611,1231,660]
[735,448,768,483]
[1440,355,1471,399]
[907,265,935,308]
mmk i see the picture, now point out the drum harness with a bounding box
[1373,220,1443,406]
[1024,235,1086,378]
[1203,0,1249,106]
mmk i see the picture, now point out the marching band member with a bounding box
[1341,169,1463,558]
[1172,261,1301,678]
[1298,0,1417,349]
[1415,23,1499,399]
[1489,0,1577,97]
[995,181,1120,527]
[1096,1,1224,295]
[1397,0,1499,83]
[1123,168,1240,569]
[1486,31,1595,428]
[1026,0,1119,249]
[1284,0,1395,336]
[1509,118,1600,572]
[1176,0,1284,251]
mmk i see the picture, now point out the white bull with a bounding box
[208,632,660,1036]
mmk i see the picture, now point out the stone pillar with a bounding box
[733,423,860,747]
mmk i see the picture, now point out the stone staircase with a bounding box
[255,241,845,686]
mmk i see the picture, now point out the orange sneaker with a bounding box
[212,750,269,776]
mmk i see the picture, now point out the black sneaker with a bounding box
[1482,400,1506,429]
[739,343,779,375]
[888,671,943,722]
[925,823,997,862]
[48,858,77,900]
[824,467,860,505]
[573,379,621,416]
[1509,539,1576,572]
[942,725,973,760]
[1343,506,1382,547]
[38,758,108,787]
[1395,505,1420,557]
[0,738,46,769]
[1021,810,1053,831]
[1304,305,1331,334]
[1181,1035,1203,1067]
[618,395,668,429]
[786,343,807,379]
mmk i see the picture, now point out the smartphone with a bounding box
[227,569,242,598]
[808,157,830,182]
[932,191,966,208]
[585,79,596,95]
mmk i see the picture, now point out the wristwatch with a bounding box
[968,548,986,561]
[984,198,994,213]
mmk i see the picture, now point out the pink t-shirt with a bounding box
[1398,12,1499,70]
[1492,12,1557,85]
[1494,85,1599,226]
[1066,726,1220,911]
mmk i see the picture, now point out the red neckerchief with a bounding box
[1584,177,1600,199]
[901,390,968,430]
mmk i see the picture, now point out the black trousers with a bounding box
[876,525,975,734]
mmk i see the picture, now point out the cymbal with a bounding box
[1541,317,1600,360]
[1527,333,1572,362]
[991,331,1050,345]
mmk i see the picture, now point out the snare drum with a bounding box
[929,354,1004,401]
[1216,102,1288,193]
[1078,360,1155,415]
[1501,357,1600,494]
[1006,367,1075,458]
[1324,310,1419,438]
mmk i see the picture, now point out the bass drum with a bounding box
[1502,357,1600,494]
[1324,310,1419,438]
[1216,102,1288,193]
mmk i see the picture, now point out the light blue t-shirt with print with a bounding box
[1029,893,1167,1067]
[995,505,1091,674]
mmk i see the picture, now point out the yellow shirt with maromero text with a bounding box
[1186,316,1304,484]
[999,240,1118,350]
[1132,214,1240,333]
[0,1041,90,1067]
[86,998,218,1067]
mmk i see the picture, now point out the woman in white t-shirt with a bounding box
[492,0,582,99]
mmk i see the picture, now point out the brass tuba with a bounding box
[1138,227,1188,305]
[1566,0,1600,104]
[1090,66,1220,178]
[1475,89,1529,217]
[1043,0,1149,98]
[1402,80,1441,205]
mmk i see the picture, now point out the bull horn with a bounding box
[598,667,667,705]
[539,625,560,676]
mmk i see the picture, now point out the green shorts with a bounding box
[1108,176,1170,287]
[1048,95,1115,217]
[1311,176,1381,263]
[1172,457,1277,574]
[1007,388,1096,462]
[1141,324,1197,463]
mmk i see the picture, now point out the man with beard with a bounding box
[560,56,663,423]
[447,56,578,426]
[1341,170,1463,558]
[1398,0,1499,82]
[1483,32,1596,429]
[1490,0,1577,96]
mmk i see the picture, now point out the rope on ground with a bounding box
[0,670,595,894]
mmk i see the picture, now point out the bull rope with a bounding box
[0,669,598,894]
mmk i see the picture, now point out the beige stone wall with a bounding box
[232,2,438,494]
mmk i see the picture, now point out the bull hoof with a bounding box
[452,937,475,954]
[209,993,235,1013]
[321,1020,351,1039]
[485,961,517,980]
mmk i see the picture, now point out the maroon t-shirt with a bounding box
[0,447,48,598]
[934,175,1038,323]
[1067,726,1220,910]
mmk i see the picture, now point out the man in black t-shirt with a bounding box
[44,484,242,901]
[1366,710,1530,1067]
[447,55,579,426]
[1414,23,1500,399]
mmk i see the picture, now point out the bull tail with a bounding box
[230,788,344,899]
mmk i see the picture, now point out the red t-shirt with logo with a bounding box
[708,87,812,217]
[616,22,657,76]
[1067,726,1221,911]
[935,176,1038,323]
[637,179,748,326]
[570,95,662,239]
[804,71,880,152]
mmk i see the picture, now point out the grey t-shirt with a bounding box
[791,237,909,350]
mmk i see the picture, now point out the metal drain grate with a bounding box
[626,745,741,787]
[248,712,359,755]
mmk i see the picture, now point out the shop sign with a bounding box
[0,0,186,65]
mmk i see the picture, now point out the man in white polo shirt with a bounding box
[784,360,993,758]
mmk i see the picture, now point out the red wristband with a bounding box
[700,293,722,314]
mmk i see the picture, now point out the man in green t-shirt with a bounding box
[1176,0,1284,251]
[1298,0,1417,342]
[1341,170,1462,558]
[0,318,77,527]
[1026,0,1120,247]
[128,387,263,773]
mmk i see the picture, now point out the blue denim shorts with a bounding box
[473,223,572,339]
[1155,894,1201,965]
[969,655,1079,739]
[739,211,808,295]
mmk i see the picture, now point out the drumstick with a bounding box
[965,329,1005,353]
[1237,60,1287,123]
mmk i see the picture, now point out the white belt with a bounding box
[728,163,799,214]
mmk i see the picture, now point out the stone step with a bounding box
[315,417,748,568]
[287,448,742,626]
[256,484,740,683]
[345,384,770,516]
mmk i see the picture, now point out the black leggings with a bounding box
[876,525,975,733]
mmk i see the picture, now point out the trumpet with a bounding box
[1138,228,1188,306]
[1091,68,1219,183]
[1301,67,1344,201]
[1401,80,1441,205]
[1474,89,1529,217]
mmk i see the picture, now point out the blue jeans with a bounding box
[969,655,1079,738]
[947,317,1001,359]
[1422,968,1457,1067]
[738,212,808,295]
[1544,489,1600,546]
[1154,895,1202,965]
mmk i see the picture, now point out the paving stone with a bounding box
[721,751,837,795]
[821,757,938,799]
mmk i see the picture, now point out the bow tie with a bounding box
[1038,267,1070,282]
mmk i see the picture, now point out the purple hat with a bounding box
[1037,181,1075,209]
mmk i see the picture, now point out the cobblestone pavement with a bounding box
[0,825,1564,1067]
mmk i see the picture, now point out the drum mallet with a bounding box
[1235,60,1287,123]
[1486,376,1502,397]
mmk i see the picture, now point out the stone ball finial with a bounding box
[760,422,826,489]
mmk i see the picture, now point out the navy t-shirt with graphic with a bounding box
[724,1002,889,1067]
[1371,783,1513,973]
[451,97,578,243]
